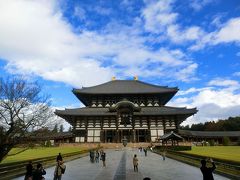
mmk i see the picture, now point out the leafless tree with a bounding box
[0,77,54,162]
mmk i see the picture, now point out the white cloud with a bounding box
[191,17,240,50]
[177,87,213,96]
[94,6,112,15]
[170,78,240,125]
[142,0,206,44]
[142,0,178,33]
[233,72,240,76]
[189,0,215,11]
[0,0,198,87]
[167,25,205,43]
[208,78,239,87]
[214,17,240,44]
[0,1,114,87]
[74,6,86,20]
[236,52,240,57]
[176,63,198,82]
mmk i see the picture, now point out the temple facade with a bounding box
[55,79,197,143]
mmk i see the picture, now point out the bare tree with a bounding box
[0,77,54,162]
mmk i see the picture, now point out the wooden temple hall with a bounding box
[55,78,197,143]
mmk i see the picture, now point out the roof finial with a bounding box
[134,76,138,80]
[112,76,116,81]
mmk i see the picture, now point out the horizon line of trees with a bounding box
[180,116,240,131]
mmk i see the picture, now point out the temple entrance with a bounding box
[101,129,150,143]
[137,129,148,142]
[106,130,115,142]
[120,130,132,142]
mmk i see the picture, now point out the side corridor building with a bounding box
[55,79,197,143]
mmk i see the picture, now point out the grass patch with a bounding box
[7,148,27,156]
[181,146,240,163]
[1,147,87,164]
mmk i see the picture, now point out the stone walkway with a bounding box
[15,148,229,180]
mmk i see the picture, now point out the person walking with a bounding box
[200,158,216,180]
[32,163,46,180]
[101,151,106,167]
[144,148,147,156]
[53,160,66,180]
[162,151,166,161]
[95,150,99,163]
[24,161,34,180]
[133,154,138,172]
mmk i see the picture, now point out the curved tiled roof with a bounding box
[73,80,178,94]
[55,106,197,117]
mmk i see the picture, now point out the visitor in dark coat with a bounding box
[144,148,147,156]
[200,158,216,180]
[24,161,33,180]
[101,151,106,167]
[32,163,46,180]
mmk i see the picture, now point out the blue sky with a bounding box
[0,0,240,126]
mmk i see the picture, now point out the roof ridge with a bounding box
[73,79,178,91]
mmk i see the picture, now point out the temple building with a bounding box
[55,78,197,143]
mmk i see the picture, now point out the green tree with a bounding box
[0,77,53,162]
[223,136,231,146]
[68,126,72,132]
[209,139,215,146]
[52,124,58,133]
[59,124,64,133]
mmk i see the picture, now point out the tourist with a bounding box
[90,150,95,163]
[56,153,63,162]
[144,148,147,156]
[200,158,216,180]
[162,151,166,161]
[24,161,33,180]
[95,150,100,163]
[32,163,46,180]
[53,160,66,180]
[133,154,138,172]
[101,151,106,167]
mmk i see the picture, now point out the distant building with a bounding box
[55,79,197,143]
[179,130,240,144]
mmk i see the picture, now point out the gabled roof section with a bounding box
[160,131,183,140]
[73,80,178,95]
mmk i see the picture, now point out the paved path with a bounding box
[15,148,229,180]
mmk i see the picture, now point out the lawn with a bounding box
[181,146,240,163]
[1,147,87,164]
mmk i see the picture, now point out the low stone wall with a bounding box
[0,150,89,180]
[154,149,240,179]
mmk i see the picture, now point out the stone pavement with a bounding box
[15,148,229,180]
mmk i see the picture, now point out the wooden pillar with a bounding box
[147,117,151,142]
[174,117,179,132]
[84,117,88,142]
[104,130,107,143]
[116,130,120,143]
[137,129,139,142]
[133,129,136,143]
[163,119,166,134]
